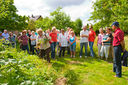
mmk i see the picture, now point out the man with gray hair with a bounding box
[2,30,9,40]
[80,26,89,58]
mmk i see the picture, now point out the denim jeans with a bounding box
[51,42,56,59]
[113,45,122,77]
[80,42,88,56]
[89,42,94,57]
[31,45,37,54]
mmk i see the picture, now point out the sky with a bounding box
[14,0,96,25]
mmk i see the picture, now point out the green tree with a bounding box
[35,17,52,31]
[89,0,128,32]
[50,7,72,30]
[0,0,28,31]
[74,18,82,35]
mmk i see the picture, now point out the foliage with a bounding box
[74,18,83,35]
[89,0,128,32]
[50,7,72,30]
[27,19,36,31]
[0,43,58,85]
[35,17,52,31]
[35,7,82,35]
[0,0,28,31]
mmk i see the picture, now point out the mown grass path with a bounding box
[52,56,128,85]
[51,36,128,85]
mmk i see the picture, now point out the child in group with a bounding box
[69,31,76,58]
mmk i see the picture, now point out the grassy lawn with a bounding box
[0,36,128,85]
[51,36,128,85]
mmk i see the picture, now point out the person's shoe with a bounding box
[85,56,87,58]
[73,56,75,58]
[80,56,82,58]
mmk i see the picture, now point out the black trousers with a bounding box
[59,47,66,57]
[39,47,51,63]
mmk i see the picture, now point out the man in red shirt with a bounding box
[112,22,125,78]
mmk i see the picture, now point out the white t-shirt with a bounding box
[80,30,89,43]
[30,35,37,45]
[58,33,68,47]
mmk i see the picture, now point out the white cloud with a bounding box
[14,0,96,24]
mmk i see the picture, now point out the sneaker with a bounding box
[85,56,87,58]
[80,56,82,58]
[73,56,75,58]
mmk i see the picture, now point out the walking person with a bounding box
[97,28,104,58]
[79,26,89,58]
[36,29,51,62]
[100,28,113,60]
[69,31,76,58]
[112,22,125,78]
[30,31,37,54]
[50,27,57,59]
[88,25,96,57]
[58,29,68,57]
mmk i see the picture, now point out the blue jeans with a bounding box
[113,45,122,77]
[51,42,56,59]
[80,42,88,56]
[89,42,94,57]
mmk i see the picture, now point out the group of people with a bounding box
[0,21,125,78]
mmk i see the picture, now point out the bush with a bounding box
[0,43,58,85]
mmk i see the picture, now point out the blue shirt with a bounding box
[2,33,9,40]
[70,36,76,46]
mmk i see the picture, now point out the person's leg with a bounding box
[85,42,88,57]
[114,46,122,77]
[98,44,102,57]
[31,45,34,54]
[39,49,43,58]
[67,42,70,55]
[56,42,59,56]
[51,43,54,59]
[62,47,66,57]
[53,42,56,58]
[26,44,30,54]
[46,48,51,63]
[73,45,76,57]
[70,45,73,57]
[80,43,83,57]
[100,45,104,58]
[59,47,62,57]
[104,45,110,60]
[89,42,94,57]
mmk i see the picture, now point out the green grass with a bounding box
[0,36,128,85]
[50,36,128,85]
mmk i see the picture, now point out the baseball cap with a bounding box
[111,22,119,27]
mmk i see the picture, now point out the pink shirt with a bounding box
[113,28,124,46]
[97,34,104,45]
